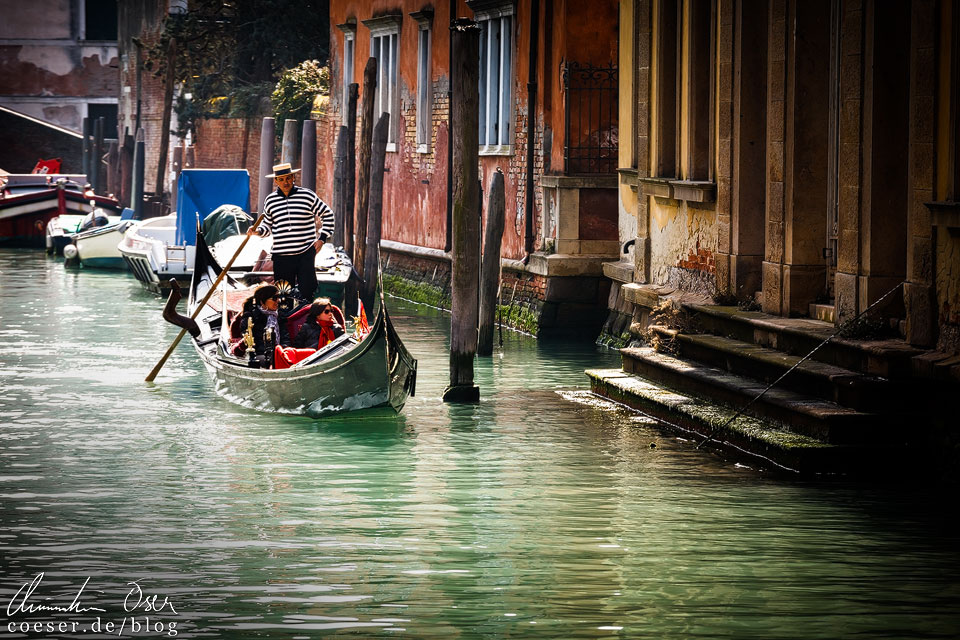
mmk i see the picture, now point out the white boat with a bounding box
[73,218,139,269]
[120,168,251,294]
[118,214,190,292]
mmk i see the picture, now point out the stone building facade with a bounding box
[610,0,960,354]
[0,0,119,137]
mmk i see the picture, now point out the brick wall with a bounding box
[193,118,263,207]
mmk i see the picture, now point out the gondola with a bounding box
[165,231,417,417]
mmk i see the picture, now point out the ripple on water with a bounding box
[0,250,958,639]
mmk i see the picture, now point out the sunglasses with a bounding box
[320,308,333,314]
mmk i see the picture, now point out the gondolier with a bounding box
[247,162,334,298]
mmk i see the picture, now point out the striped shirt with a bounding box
[256,185,335,255]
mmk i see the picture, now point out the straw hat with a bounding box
[266,162,301,178]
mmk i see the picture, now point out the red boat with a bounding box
[0,174,121,248]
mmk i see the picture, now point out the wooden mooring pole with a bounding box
[281,119,298,166]
[257,117,275,211]
[92,116,104,194]
[301,119,317,191]
[355,58,377,283]
[332,126,349,248]
[106,139,119,198]
[345,83,358,260]
[478,169,505,356]
[81,117,90,178]
[443,19,481,403]
[120,130,133,208]
[362,113,390,311]
[132,128,145,219]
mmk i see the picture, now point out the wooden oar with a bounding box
[145,212,265,382]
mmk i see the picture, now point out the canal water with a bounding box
[1,248,958,639]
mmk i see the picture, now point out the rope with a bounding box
[695,281,905,450]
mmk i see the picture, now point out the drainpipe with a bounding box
[445,0,456,253]
[524,0,540,256]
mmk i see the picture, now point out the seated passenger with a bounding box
[294,297,345,349]
[237,284,281,356]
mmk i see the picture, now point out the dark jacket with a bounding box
[237,307,281,355]
[293,321,344,349]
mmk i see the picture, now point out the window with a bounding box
[339,25,356,125]
[414,19,432,152]
[363,15,402,150]
[653,0,714,182]
[83,0,118,41]
[654,0,679,177]
[471,1,514,153]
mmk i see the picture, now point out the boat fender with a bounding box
[162,279,201,338]
[63,244,78,259]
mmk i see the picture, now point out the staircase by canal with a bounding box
[589,301,956,476]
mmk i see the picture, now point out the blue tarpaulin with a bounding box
[175,169,250,245]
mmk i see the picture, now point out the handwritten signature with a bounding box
[123,581,178,615]
[7,573,179,617]
[6,573,105,616]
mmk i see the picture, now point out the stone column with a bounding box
[764,0,831,316]
[726,0,767,300]
[904,0,938,346]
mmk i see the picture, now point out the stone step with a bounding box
[619,346,899,445]
[686,304,924,379]
[809,303,836,323]
[586,368,901,476]
[650,328,902,412]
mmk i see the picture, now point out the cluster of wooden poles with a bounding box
[150,23,503,402]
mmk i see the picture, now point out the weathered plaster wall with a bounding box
[322,0,562,260]
[649,198,718,295]
[0,1,118,133]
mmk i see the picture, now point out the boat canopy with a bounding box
[201,204,252,246]
[175,169,250,246]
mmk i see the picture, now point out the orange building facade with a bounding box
[320,0,622,335]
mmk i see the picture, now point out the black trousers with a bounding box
[273,247,317,299]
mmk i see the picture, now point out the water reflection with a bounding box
[0,250,958,638]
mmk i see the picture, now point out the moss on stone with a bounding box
[383,274,450,309]
[383,274,541,335]
[498,303,540,335]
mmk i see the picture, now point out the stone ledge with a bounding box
[602,259,634,284]
[927,201,960,229]
[523,252,618,277]
[540,174,618,189]
[637,176,673,198]
[621,283,680,308]
[670,180,716,203]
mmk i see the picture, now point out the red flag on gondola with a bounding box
[352,299,369,339]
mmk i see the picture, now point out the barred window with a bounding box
[474,3,514,153]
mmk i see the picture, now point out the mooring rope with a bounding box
[695,280,906,450]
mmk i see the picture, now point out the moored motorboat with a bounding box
[73,217,138,269]
[120,169,250,293]
[0,174,120,248]
[164,233,416,417]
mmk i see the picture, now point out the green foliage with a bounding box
[272,61,330,141]
[143,0,330,137]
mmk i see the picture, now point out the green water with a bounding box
[0,249,958,639]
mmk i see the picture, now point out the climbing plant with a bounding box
[272,61,330,142]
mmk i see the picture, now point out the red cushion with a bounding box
[274,345,316,369]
